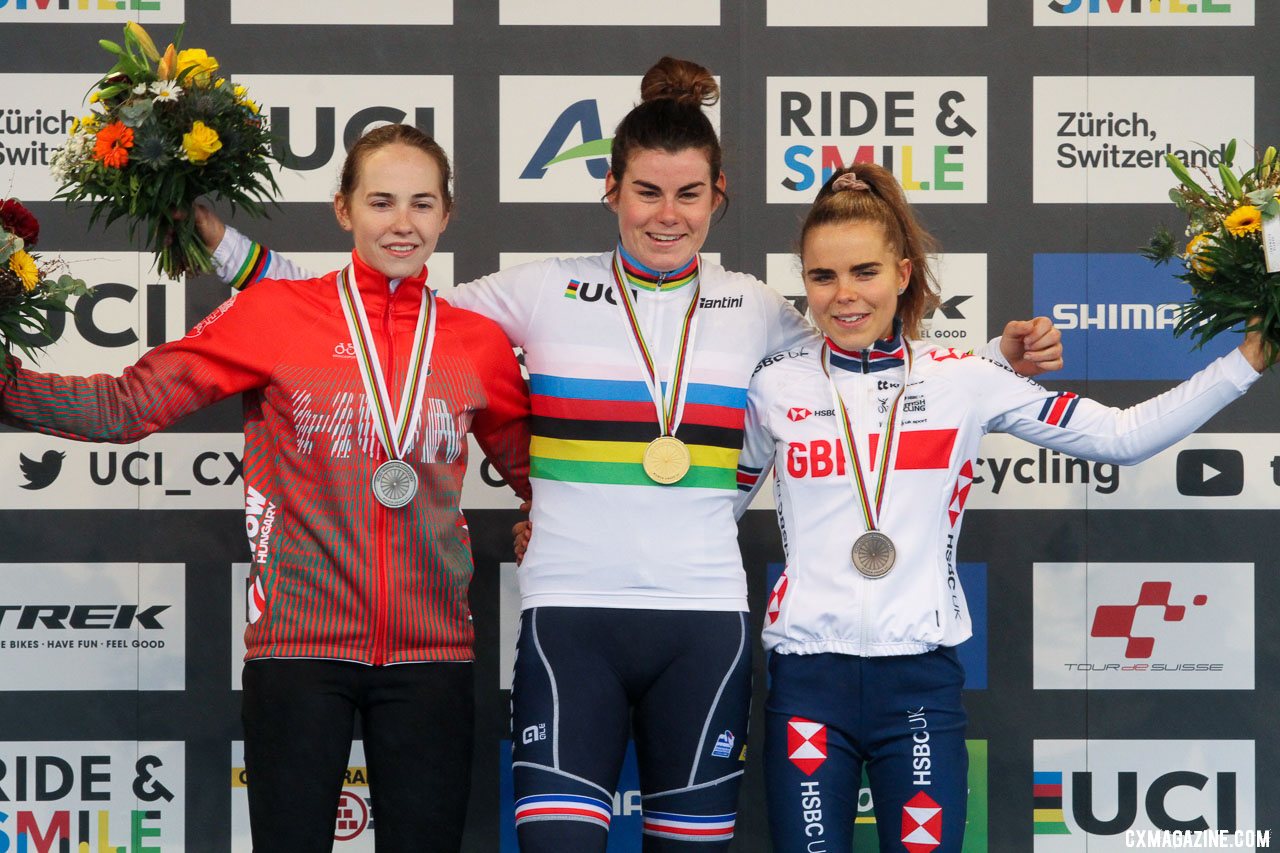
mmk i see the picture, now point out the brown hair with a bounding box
[338,124,453,211]
[799,163,941,340]
[607,57,725,203]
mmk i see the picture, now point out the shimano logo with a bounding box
[1052,303,1182,331]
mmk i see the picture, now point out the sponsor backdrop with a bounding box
[1,1,1277,850]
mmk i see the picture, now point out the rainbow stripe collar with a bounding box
[615,243,699,292]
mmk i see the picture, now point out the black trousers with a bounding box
[241,658,475,852]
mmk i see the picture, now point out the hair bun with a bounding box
[640,56,719,107]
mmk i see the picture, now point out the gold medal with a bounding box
[851,530,896,578]
[642,435,691,485]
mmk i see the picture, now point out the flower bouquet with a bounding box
[0,199,89,376]
[51,22,278,278]
[1142,139,1280,367]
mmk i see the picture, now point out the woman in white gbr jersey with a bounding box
[735,163,1268,853]
[203,59,1062,852]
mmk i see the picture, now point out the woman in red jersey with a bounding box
[1,124,531,852]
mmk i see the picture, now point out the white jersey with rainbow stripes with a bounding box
[735,334,1259,656]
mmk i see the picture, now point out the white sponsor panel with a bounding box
[1032,76,1253,203]
[500,76,721,203]
[229,75,453,203]
[0,563,184,690]
[0,0,183,23]
[231,0,450,24]
[768,77,987,205]
[231,741,375,850]
[0,741,184,848]
[231,562,248,689]
[767,0,985,26]
[1033,562,1253,690]
[0,74,101,199]
[1033,740,1255,851]
[1035,0,1253,27]
[18,253,184,377]
[6,432,243,510]
[500,0,718,24]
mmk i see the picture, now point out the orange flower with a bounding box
[93,121,134,169]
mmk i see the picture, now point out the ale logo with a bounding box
[500,76,720,203]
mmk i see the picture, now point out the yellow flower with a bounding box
[1184,232,1215,277]
[1224,204,1262,236]
[175,48,219,86]
[125,21,160,62]
[182,120,222,163]
[88,90,101,104]
[157,43,177,80]
[9,250,39,292]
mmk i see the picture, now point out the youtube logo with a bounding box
[1175,449,1244,497]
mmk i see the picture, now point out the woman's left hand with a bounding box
[1000,317,1063,377]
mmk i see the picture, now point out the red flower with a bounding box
[0,199,39,248]
[93,121,134,169]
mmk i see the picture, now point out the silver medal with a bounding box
[851,530,896,578]
[372,459,418,509]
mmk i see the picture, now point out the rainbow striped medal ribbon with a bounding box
[610,250,701,485]
[821,340,913,578]
[336,265,437,508]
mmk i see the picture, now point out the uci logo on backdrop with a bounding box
[1035,0,1253,26]
[499,76,722,203]
[766,76,988,204]
[499,0,718,25]
[766,0,985,26]
[12,253,185,377]
[1032,740,1255,850]
[1031,76,1253,204]
[229,75,454,204]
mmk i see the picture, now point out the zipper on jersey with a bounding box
[371,291,397,667]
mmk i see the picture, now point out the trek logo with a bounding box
[1090,581,1207,659]
[787,407,812,422]
[1175,449,1243,497]
[787,718,827,776]
[902,790,943,853]
[924,294,972,320]
[0,604,169,630]
[18,451,64,490]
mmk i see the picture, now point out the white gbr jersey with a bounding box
[735,333,1259,657]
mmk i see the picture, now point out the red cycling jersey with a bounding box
[2,251,531,664]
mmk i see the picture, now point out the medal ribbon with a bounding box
[336,264,437,462]
[820,340,913,533]
[609,250,701,438]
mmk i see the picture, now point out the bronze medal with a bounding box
[851,530,896,578]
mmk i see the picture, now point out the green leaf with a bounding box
[1218,163,1243,200]
[1166,154,1208,198]
[1224,138,1237,167]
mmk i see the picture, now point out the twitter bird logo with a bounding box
[19,450,65,490]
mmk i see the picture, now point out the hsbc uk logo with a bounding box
[787,717,827,776]
[902,791,943,853]
[1090,581,1207,659]
[787,407,811,422]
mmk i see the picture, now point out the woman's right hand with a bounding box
[192,203,227,252]
[512,500,532,565]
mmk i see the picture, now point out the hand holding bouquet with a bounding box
[52,22,278,278]
[0,199,89,375]
[1143,139,1280,368]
